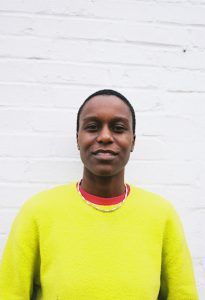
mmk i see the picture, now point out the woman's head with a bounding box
[77,89,136,134]
[76,89,136,178]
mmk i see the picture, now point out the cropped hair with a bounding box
[76,89,136,134]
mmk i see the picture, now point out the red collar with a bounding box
[77,183,130,206]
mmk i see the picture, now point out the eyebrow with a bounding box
[82,116,130,123]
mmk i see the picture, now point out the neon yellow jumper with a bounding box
[0,183,199,299]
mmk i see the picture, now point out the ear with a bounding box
[131,135,136,152]
[76,133,80,150]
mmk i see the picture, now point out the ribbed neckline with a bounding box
[77,182,130,206]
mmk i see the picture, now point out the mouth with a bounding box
[92,149,118,160]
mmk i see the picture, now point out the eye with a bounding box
[113,124,126,132]
[85,123,98,131]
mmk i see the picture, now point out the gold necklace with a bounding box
[77,181,128,212]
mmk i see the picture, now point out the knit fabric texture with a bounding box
[0,183,199,299]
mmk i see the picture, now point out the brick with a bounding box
[0,159,29,182]
[0,83,94,108]
[127,160,198,185]
[1,1,205,25]
[0,83,162,112]
[141,186,204,209]
[0,209,18,234]
[137,114,205,141]
[26,159,83,183]
[164,141,205,161]
[164,92,205,115]
[0,235,7,257]
[176,210,205,273]
[0,134,78,158]
[196,284,205,300]
[0,158,83,183]
[132,137,166,160]
[0,108,77,134]
[1,36,205,71]
[0,108,32,132]
[0,183,52,208]
[0,14,190,46]
[1,60,205,91]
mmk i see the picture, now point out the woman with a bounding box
[0,89,199,299]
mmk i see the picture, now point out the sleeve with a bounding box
[158,204,199,300]
[0,201,40,300]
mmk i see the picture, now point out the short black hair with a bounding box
[76,89,136,134]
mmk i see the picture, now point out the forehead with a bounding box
[80,95,132,121]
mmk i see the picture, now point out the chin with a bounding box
[91,167,123,177]
[84,163,124,178]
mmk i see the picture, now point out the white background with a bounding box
[0,0,205,297]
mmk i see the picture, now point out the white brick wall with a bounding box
[0,0,205,297]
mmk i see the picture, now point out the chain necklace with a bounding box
[77,181,128,212]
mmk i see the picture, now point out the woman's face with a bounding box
[77,95,135,178]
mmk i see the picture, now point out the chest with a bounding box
[38,212,163,299]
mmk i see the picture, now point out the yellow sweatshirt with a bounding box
[0,183,199,300]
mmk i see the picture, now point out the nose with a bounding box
[96,125,114,144]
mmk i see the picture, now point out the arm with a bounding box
[158,204,199,300]
[0,202,40,299]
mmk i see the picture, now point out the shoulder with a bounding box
[5,183,78,243]
[129,184,172,207]
[129,184,179,219]
[17,182,77,218]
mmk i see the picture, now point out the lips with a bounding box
[92,149,118,156]
[92,149,118,160]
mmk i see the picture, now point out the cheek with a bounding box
[78,133,94,148]
[78,136,96,159]
[79,141,94,152]
[119,145,133,161]
[121,138,133,151]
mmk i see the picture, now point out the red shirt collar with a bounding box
[77,183,130,206]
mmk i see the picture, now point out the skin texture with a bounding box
[77,95,135,197]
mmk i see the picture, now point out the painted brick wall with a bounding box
[0,0,205,297]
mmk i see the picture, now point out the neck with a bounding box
[81,169,125,198]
